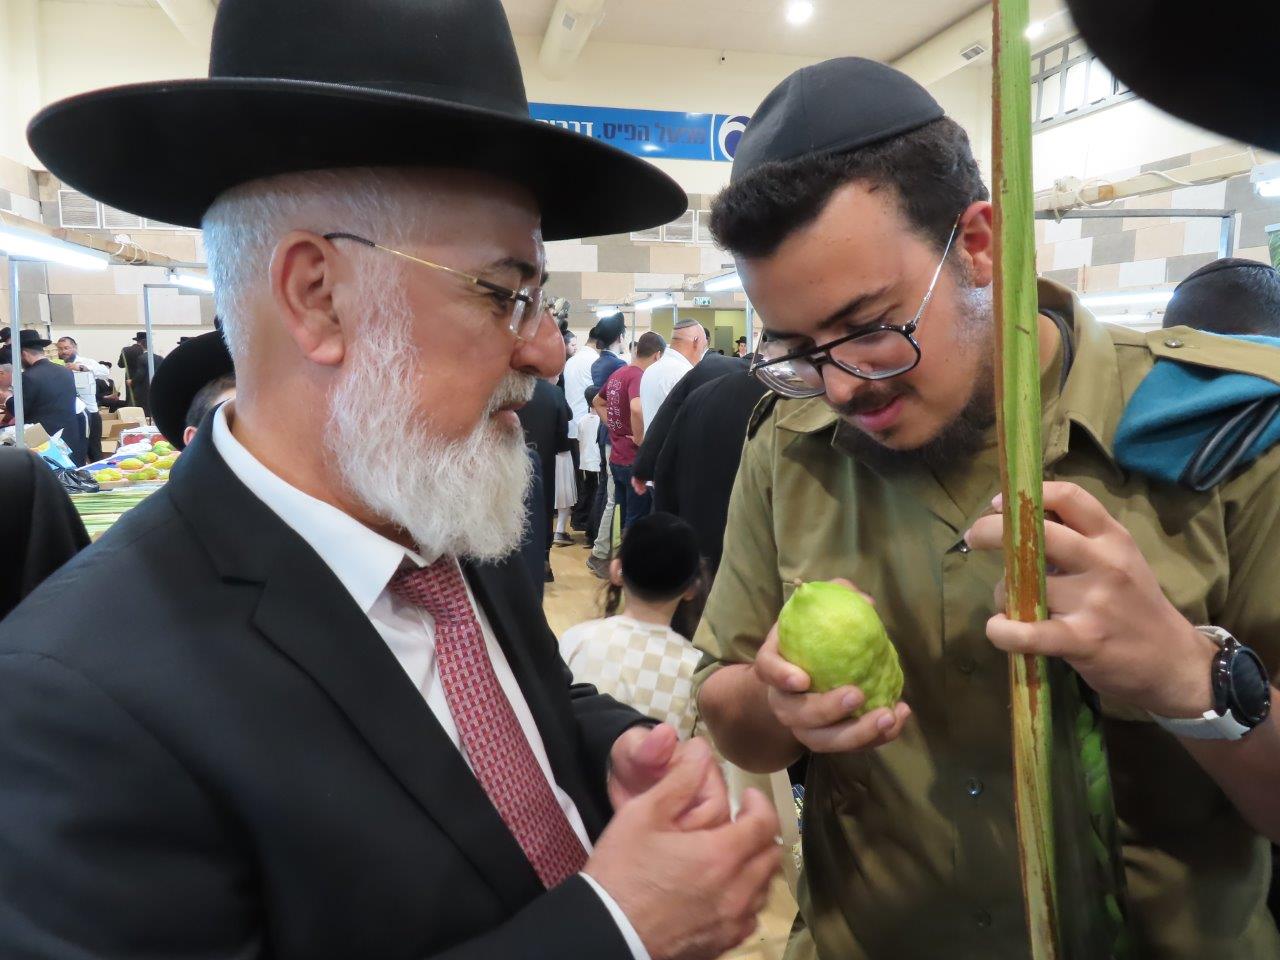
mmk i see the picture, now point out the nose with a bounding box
[820,361,863,408]
[511,308,565,379]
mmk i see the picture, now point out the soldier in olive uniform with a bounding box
[695,58,1280,960]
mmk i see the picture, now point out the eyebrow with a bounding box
[762,283,894,342]
[481,256,543,285]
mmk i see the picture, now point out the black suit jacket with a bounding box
[0,447,89,620]
[632,353,746,482]
[6,359,85,465]
[0,425,648,959]
[517,379,572,519]
[653,370,769,577]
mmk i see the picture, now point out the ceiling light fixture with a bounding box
[785,0,814,26]
[596,305,620,318]
[1080,290,1174,308]
[1025,20,1046,40]
[0,226,109,271]
[703,272,743,292]
[168,270,214,293]
[1250,160,1280,198]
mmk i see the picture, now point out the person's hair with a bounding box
[0,363,10,375]
[57,336,76,347]
[603,513,709,639]
[710,117,988,259]
[203,167,446,363]
[584,384,598,407]
[635,331,666,359]
[1162,258,1280,336]
[185,374,237,430]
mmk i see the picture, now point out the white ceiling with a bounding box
[500,0,989,62]
[51,0,985,62]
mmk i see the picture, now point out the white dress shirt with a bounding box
[211,405,648,958]
[639,348,692,430]
[562,345,599,441]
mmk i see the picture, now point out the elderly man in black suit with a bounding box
[0,2,781,959]
[3,329,86,465]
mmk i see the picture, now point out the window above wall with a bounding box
[631,209,716,245]
[1031,35,1136,130]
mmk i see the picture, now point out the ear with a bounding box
[182,425,198,447]
[608,558,623,587]
[269,230,349,368]
[956,200,994,288]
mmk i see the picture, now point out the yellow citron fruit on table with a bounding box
[777,581,904,717]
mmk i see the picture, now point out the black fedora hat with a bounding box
[149,331,234,449]
[27,0,686,241]
[10,330,52,352]
[1065,0,1280,151]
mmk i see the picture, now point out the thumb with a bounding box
[631,723,678,770]
[642,737,712,824]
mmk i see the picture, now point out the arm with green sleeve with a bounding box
[693,412,803,774]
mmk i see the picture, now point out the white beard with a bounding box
[325,277,534,562]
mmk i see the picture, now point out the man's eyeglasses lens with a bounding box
[755,329,921,399]
[510,287,546,339]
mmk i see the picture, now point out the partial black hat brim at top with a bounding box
[27,78,688,241]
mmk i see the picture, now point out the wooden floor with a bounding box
[544,535,798,960]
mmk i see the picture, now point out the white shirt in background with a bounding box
[210,404,648,960]
[577,412,602,472]
[562,344,599,441]
[639,348,693,430]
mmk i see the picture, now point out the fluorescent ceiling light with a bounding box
[785,0,813,25]
[638,295,673,310]
[1257,178,1280,199]
[1080,290,1174,307]
[704,272,742,292]
[1024,20,1046,39]
[596,305,620,318]
[169,271,214,293]
[0,226,109,271]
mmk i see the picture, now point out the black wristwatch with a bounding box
[1150,627,1272,741]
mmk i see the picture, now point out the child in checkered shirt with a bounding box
[557,513,708,740]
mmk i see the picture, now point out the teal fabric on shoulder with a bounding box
[1114,335,1280,490]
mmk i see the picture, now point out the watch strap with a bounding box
[1151,707,1251,742]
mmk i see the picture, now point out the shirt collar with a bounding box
[211,404,427,614]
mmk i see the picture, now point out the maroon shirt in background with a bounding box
[603,364,644,466]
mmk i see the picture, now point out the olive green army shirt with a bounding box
[694,280,1280,959]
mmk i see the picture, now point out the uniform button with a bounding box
[957,541,971,554]
[974,910,992,928]
[965,777,984,798]
[1163,337,1184,349]
[957,657,977,675]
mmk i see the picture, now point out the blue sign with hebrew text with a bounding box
[529,103,750,163]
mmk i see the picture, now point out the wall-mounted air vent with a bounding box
[960,42,988,61]
[58,189,101,229]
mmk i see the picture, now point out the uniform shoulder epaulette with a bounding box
[746,392,780,440]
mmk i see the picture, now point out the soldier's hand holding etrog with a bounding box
[753,579,912,754]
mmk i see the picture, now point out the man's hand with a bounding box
[965,481,1216,718]
[631,476,649,497]
[753,580,911,754]
[608,725,729,829]
[587,739,783,960]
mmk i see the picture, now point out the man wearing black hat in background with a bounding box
[0,2,781,959]
[695,56,1279,959]
[3,329,86,465]
[116,331,146,407]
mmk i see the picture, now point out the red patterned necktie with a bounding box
[389,556,588,889]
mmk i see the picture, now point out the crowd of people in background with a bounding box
[1,327,163,467]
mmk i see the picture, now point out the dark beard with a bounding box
[834,368,995,475]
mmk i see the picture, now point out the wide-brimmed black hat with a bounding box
[149,331,234,449]
[6,330,52,352]
[1066,0,1280,151]
[27,0,686,241]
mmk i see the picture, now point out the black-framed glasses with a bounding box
[749,217,963,400]
[323,232,546,340]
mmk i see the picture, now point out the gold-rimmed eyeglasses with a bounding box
[324,232,547,339]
